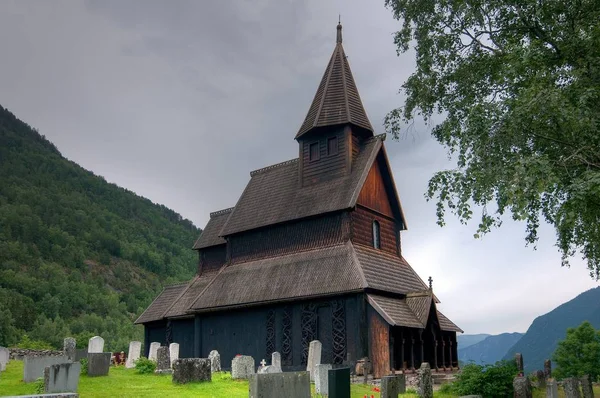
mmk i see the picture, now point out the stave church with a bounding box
[136,23,462,378]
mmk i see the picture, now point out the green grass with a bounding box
[0,360,461,397]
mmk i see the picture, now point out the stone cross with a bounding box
[260,359,267,367]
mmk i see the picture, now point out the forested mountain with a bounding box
[0,105,200,351]
[458,333,523,365]
[457,334,491,350]
[504,287,600,373]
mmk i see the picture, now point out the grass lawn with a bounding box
[0,360,455,397]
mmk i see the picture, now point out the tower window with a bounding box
[372,220,381,249]
[309,142,320,161]
[327,136,338,156]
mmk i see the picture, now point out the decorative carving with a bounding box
[266,309,276,358]
[165,320,173,345]
[301,303,317,365]
[331,300,346,364]
[282,306,293,366]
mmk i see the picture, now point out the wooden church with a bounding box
[136,23,462,378]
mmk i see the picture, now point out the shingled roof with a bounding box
[296,23,373,139]
[367,294,424,328]
[220,135,384,236]
[437,310,464,333]
[192,208,233,249]
[134,282,188,324]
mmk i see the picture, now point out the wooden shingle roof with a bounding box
[192,208,233,249]
[367,294,424,329]
[437,310,464,333]
[134,282,188,324]
[220,135,384,236]
[296,24,373,139]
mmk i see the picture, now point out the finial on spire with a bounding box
[428,276,433,290]
[336,17,342,44]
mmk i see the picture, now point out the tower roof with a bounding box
[295,23,373,139]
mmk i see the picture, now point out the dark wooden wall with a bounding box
[198,245,226,273]
[357,155,394,218]
[229,213,350,264]
[368,306,390,378]
[352,206,399,255]
[171,318,195,358]
[144,321,166,357]
[300,128,346,186]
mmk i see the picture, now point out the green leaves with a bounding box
[553,321,600,381]
[386,0,600,277]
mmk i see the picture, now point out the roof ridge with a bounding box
[250,158,298,177]
[364,132,387,143]
[210,207,235,218]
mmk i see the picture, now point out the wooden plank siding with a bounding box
[199,245,227,273]
[229,212,350,264]
[301,129,347,186]
[352,206,399,256]
[357,155,394,218]
[369,308,390,378]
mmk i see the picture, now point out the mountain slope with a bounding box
[0,105,200,351]
[457,334,491,350]
[458,333,523,365]
[504,287,600,373]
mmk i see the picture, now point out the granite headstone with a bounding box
[513,376,532,398]
[417,362,433,398]
[169,343,179,368]
[315,364,332,395]
[563,377,582,398]
[172,358,211,384]
[148,342,160,361]
[232,355,255,379]
[381,374,406,397]
[87,336,104,353]
[208,350,221,373]
[249,371,310,398]
[155,347,172,374]
[0,346,9,371]
[23,355,70,383]
[125,341,141,369]
[44,362,81,393]
[306,340,322,381]
[546,379,559,398]
[63,338,76,362]
[87,352,111,377]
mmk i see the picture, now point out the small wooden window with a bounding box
[309,142,320,161]
[327,136,338,156]
[372,220,381,249]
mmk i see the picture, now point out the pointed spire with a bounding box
[295,23,373,139]
[337,17,342,43]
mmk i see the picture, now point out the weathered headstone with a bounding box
[417,362,433,398]
[148,342,160,361]
[169,343,179,368]
[155,346,172,374]
[87,352,111,377]
[23,355,70,383]
[544,359,552,379]
[381,374,406,397]
[271,351,282,372]
[563,377,582,398]
[328,367,350,398]
[125,341,141,369]
[515,353,524,375]
[63,338,76,361]
[513,376,532,398]
[249,371,310,398]
[315,364,332,395]
[546,379,559,398]
[0,346,9,371]
[535,369,546,389]
[579,375,594,398]
[306,340,322,381]
[87,336,104,353]
[232,355,255,380]
[44,362,81,393]
[208,350,221,373]
[172,358,211,384]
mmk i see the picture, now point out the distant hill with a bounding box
[457,334,491,350]
[458,333,523,365]
[0,105,200,351]
[504,287,600,373]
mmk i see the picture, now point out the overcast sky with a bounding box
[1,0,597,335]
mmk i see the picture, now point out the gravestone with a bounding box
[169,343,179,367]
[0,346,9,371]
[125,341,141,369]
[546,379,559,398]
[513,376,532,398]
[579,375,594,398]
[63,338,76,361]
[563,377,582,398]
[87,336,104,353]
[257,358,268,373]
[232,355,255,379]
[44,362,81,393]
[271,352,282,372]
[544,359,552,379]
[381,374,406,397]
[535,369,546,389]
[172,358,211,384]
[315,364,332,395]
[23,355,70,383]
[74,349,87,362]
[249,371,310,398]
[87,352,111,377]
[306,340,322,381]
[148,342,160,361]
[514,353,524,375]
[155,347,172,374]
[208,350,221,372]
[328,367,350,398]
[417,362,433,398]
